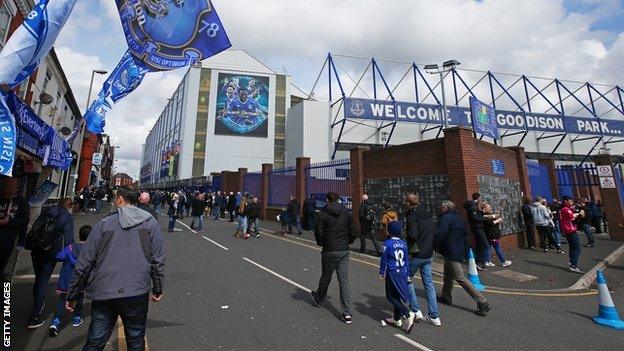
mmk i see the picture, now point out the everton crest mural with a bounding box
[214,73,270,138]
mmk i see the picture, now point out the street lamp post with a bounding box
[72,69,108,195]
[424,60,461,130]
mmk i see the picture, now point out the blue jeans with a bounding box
[154,203,161,214]
[168,215,176,231]
[565,232,581,267]
[552,220,562,244]
[30,251,57,318]
[95,199,102,214]
[581,223,595,245]
[237,215,248,234]
[408,257,439,319]
[248,218,259,234]
[288,215,302,234]
[83,293,149,351]
[191,215,204,230]
[488,240,506,263]
[212,204,221,220]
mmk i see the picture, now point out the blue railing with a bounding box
[243,172,261,197]
[305,159,351,209]
[268,167,296,207]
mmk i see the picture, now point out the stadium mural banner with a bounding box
[344,97,624,137]
[214,73,269,137]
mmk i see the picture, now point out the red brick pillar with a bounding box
[443,127,479,220]
[295,157,310,216]
[238,168,247,193]
[592,155,624,241]
[260,163,273,220]
[507,146,532,201]
[538,158,559,200]
[350,147,368,232]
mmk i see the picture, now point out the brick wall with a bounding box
[362,139,446,179]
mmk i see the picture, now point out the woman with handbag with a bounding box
[481,203,512,267]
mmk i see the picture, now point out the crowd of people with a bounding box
[521,196,605,273]
[74,185,114,214]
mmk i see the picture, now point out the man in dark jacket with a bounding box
[137,192,158,220]
[404,193,440,325]
[521,197,536,249]
[227,192,236,222]
[436,200,491,317]
[0,176,29,283]
[463,192,489,270]
[287,196,302,235]
[303,194,316,231]
[246,197,261,238]
[94,187,105,214]
[220,193,227,219]
[66,187,165,350]
[190,194,206,231]
[27,198,74,329]
[359,195,381,255]
[311,192,356,324]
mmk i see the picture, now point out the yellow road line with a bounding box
[258,229,598,298]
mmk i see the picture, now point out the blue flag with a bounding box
[86,1,231,134]
[0,0,77,87]
[470,96,499,139]
[116,0,232,71]
[0,94,17,176]
[85,50,146,134]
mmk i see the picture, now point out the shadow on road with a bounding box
[290,289,344,322]
[523,259,571,273]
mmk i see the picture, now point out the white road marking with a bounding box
[394,334,435,351]
[242,257,311,293]
[202,236,230,251]
[176,220,197,234]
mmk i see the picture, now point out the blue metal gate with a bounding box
[305,159,351,209]
[555,164,599,199]
[527,162,552,202]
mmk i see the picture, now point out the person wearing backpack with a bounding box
[0,176,30,283]
[26,197,75,330]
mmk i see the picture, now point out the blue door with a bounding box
[528,162,553,202]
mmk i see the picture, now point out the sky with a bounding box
[54,0,624,180]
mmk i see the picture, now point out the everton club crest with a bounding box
[116,0,231,71]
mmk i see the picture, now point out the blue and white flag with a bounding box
[0,0,77,87]
[116,0,232,72]
[470,96,499,139]
[85,50,146,133]
[0,93,17,176]
[86,0,231,133]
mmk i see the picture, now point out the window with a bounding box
[0,3,12,51]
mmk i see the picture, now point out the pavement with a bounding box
[6,211,624,351]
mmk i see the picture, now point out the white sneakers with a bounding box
[423,316,442,327]
[403,311,416,332]
[386,317,402,328]
[502,260,512,267]
[484,261,496,267]
[413,310,424,320]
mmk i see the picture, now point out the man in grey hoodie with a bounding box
[65,187,165,351]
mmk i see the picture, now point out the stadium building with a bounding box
[140,50,306,187]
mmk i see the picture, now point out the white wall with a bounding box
[285,101,333,166]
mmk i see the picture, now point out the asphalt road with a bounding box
[8,212,624,351]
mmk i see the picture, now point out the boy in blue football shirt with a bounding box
[379,221,416,332]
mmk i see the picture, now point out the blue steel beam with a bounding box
[555,79,596,117]
[525,77,562,114]
[414,66,441,105]
[587,83,624,115]
[412,63,420,102]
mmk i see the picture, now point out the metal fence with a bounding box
[305,159,351,209]
[268,166,296,207]
[243,172,261,197]
[555,164,598,198]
